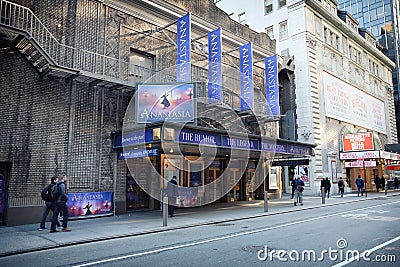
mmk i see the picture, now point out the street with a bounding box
[1,195,399,266]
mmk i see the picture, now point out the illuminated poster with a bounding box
[342,132,374,152]
[137,83,195,123]
[66,192,114,218]
[296,165,310,187]
[177,187,198,207]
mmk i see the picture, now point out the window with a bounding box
[279,20,288,40]
[265,26,274,39]
[264,0,273,14]
[278,0,286,8]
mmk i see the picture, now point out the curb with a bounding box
[1,193,399,258]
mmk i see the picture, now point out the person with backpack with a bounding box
[50,175,71,233]
[39,176,60,231]
[293,176,305,206]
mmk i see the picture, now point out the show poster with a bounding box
[296,165,310,187]
[177,187,198,207]
[137,83,195,123]
[66,192,114,218]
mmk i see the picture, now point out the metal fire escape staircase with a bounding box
[0,0,133,89]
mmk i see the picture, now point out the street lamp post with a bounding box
[363,158,367,197]
[357,152,367,197]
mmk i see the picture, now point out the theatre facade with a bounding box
[0,0,314,226]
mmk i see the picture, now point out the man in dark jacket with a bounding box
[325,177,331,198]
[39,176,60,230]
[320,178,327,198]
[374,175,380,192]
[380,177,385,191]
[293,176,305,206]
[167,176,179,217]
[356,175,364,196]
[50,175,71,232]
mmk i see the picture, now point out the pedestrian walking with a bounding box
[338,177,345,197]
[356,175,364,196]
[380,176,385,191]
[166,175,179,217]
[293,176,304,206]
[290,177,296,199]
[39,176,60,230]
[394,177,399,189]
[325,177,331,198]
[320,177,326,198]
[374,175,380,192]
[50,175,71,232]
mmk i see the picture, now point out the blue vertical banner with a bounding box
[177,13,191,82]
[208,28,222,103]
[240,42,254,111]
[265,54,279,116]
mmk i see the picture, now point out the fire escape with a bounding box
[0,0,135,89]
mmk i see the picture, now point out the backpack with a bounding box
[51,182,61,200]
[41,185,51,201]
[338,180,344,188]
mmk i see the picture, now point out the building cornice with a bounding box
[288,0,395,69]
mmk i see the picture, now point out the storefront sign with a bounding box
[323,72,386,134]
[261,142,286,153]
[136,83,195,123]
[240,42,254,111]
[119,148,159,160]
[340,151,380,160]
[66,192,113,218]
[222,136,259,150]
[387,165,400,170]
[287,144,312,155]
[342,132,374,152]
[208,28,222,103]
[176,13,191,82]
[345,161,377,167]
[178,129,221,146]
[272,159,309,166]
[120,129,153,147]
[380,151,400,160]
[265,54,279,116]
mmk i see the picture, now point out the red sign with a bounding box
[387,165,400,171]
[342,133,374,152]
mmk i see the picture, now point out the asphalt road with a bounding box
[1,196,400,267]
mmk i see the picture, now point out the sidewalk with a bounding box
[0,191,399,257]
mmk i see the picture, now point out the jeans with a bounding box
[40,201,57,229]
[51,201,69,230]
[357,187,363,196]
[339,187,344,197]
[294,190,303,204]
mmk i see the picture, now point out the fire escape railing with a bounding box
[0,0,145,83]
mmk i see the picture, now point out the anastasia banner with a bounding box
[240,42,254,111]
[66,192,114,219]
[208,28,222,103]
[265,54,279,116]
[177,13,191,82]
